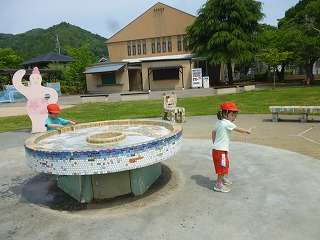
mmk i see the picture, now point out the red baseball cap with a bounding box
[220,102,239,112]
[47,104,61,114]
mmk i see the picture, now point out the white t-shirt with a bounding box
[212,118,236,151]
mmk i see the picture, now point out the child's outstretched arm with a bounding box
[68,120,76,125]
[46,123,64,129]
[234,127,250,134]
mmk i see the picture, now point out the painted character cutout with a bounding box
[12,67,58,133]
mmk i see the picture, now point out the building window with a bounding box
[162,37,166,52]
[127,41,131,56]
[153,69,179,80]
[102,73,116,84]
[177,35,182,51]
[157,37,161,53]
[152,38,156,53]
[183,35,187,51]
[132,41,136,55]
[137,40,141,55]
[143,39,147,54]
[168,37,172,52]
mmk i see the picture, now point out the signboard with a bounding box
[191,68,202,88]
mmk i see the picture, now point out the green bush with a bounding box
[61,85,78,94]
[254,71,268,82]
[285,70,293,75]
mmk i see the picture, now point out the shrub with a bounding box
[254,71,268,82]
[285,70,293,75]
[60,85,78,94]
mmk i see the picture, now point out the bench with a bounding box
[213,86,237,95]
[162,92,186,123]
[236,84,256,93]
[239,84,256,92]
[120,92,149,101]
[284,79,306,85]
[284,75,306,85]
[80,94,109,103]
[3,85,26,102]
[269,106,320,123]
[0,91,15,103]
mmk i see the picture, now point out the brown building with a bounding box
[84,2,219,93]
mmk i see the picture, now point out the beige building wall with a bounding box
[85,2,211,92]
[86,65,130,92]
[107,2,196,61]
[141,60,192,91]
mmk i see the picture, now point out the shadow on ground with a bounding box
[18,164,177,212]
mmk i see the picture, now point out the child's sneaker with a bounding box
[213,184,230,193]
[222,177,232,186]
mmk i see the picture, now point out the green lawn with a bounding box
[0,86,319,133]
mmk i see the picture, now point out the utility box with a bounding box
[203,76,210,88]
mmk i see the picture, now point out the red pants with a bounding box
[212,149,229,174]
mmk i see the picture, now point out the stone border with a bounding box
[120,92,149,101]
[80,94,109,103]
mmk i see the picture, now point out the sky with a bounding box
[0,0,300,38]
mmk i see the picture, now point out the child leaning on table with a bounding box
[212,102,250,193]
[45,104,76,131]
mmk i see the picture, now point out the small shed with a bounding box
[22,52,75,69]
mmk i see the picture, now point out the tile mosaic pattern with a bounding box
[269,106,320,114]
[24,119,183,175]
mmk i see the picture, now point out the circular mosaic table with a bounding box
[24,119,183,202]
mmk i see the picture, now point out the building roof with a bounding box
[83,63,126,74]
[122,53,197,63]
[0,69,60,75]
[22,52,75,65]
[107,2,196,43]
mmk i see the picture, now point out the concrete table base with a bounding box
[57,162,162,203]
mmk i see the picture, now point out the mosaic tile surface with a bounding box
[24,119,183,175]
[269,106,320,113]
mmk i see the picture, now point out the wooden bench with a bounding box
[120,92,149,101]
[162,92,186,123]
[80,94,109,103]
[284,75,306,85]
[269,106,320,123]
[284,79,306,85]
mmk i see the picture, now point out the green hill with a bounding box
[0,22,108,61]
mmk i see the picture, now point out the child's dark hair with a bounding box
[217,110,238,120]
[217,110,228,120]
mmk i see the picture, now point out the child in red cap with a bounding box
[212,102,250,193]
[45,104,76,131]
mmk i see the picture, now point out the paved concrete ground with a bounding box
[0,89,320,239]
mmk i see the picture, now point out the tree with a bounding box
[0,48,23,69]
[65,44,98,93]
[49,44,98,94]
[257,25,295,81]
[0,22,108,61]
[0,48,24,86]
[278,0,320,84]
[258,48,293,87]
[185,0,264,84]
